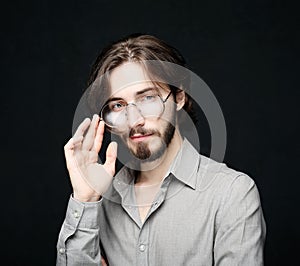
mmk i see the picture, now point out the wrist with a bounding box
[73,192,101,202]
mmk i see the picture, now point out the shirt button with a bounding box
[74,210,80,218]
[139,244,146,252]
[59,248,65,254]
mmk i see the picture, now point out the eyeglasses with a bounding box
[100,90,172,132]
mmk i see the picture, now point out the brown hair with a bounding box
[87,33,193,115]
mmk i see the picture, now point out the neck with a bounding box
[135,129,183,186]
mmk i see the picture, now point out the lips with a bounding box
[130,133,153,142]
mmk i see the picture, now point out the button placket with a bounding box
[59,248,65,254]
[136,222,150,265]
[73,210,80,219]
[139,244,146,252]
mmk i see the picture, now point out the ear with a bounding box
[175,90,185,111]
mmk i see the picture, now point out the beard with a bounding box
[132,122,175,161]
[122,115,176,163]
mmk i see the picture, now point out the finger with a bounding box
[72,136,84,150]
[82,114,99,150]
[64,136,83,160]
[64,137,74,150]
[73,135,84,146]
[64,138,75,164]
[104,142,118,176]
[101,256,108,266]
[73,118,91,139]
[92,120,105,153]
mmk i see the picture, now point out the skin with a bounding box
[64,62,186,264]
[64,62,186,203]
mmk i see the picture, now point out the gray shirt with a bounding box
[56,138,266,265]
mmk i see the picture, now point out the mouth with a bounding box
[129,133,153,142]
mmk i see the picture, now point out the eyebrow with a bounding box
[107,87,157,103]
[136,87,157,96]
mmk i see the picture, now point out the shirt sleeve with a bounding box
[214,174,266,266]
[56,195,103,266]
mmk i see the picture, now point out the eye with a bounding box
[109,101,125,112]
[142,94,156,102]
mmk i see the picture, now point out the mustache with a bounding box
[129,126,161,138]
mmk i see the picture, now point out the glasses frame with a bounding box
[99,90,173,130]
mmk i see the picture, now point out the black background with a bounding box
[1,0,299,265]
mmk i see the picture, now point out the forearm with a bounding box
[56,196,102,266]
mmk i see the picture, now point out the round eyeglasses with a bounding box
[99,90,172,132]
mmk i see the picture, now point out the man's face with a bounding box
[108,62,177,162]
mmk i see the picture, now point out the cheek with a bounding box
[144,119,167,135]
[160,107,176,127]
[118,110,175,140]
[135,100,176,129]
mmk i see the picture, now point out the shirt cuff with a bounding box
[65,195,102,229]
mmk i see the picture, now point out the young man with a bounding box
[57,34,266,265]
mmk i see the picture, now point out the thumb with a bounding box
[104,142,118,175]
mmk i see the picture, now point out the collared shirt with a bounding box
[57,138,266,266]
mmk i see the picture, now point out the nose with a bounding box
[126,104,145,128]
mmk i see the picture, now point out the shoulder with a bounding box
[196,154,263,221]
[196,154,256,194]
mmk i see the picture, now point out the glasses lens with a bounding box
[101,95,165,130]
[101,104,126,128]
[137,96,164,118]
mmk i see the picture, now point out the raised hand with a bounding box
[64,114,117,202]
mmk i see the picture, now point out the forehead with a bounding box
[109,62,159,98]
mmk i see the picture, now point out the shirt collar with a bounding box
[113,138,200,192]
[168,137,200,190]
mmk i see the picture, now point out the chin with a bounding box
[132,138,167,161]
[123,120,176,162]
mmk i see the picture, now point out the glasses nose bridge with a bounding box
[126,101,137,109]
[125,100,140,115]
[125,101,144,127]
